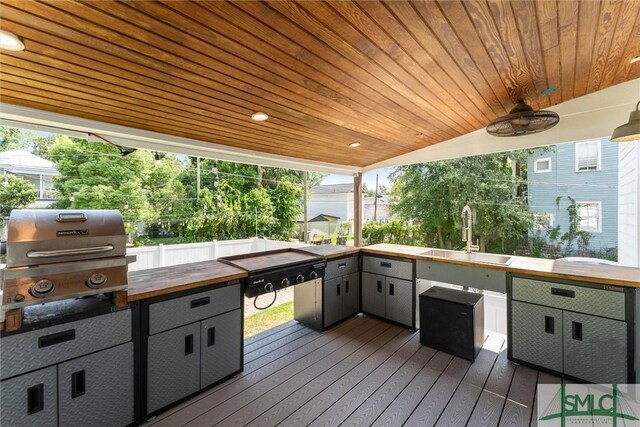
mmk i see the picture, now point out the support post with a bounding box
[354,172,363,247]
[303,171,309,243]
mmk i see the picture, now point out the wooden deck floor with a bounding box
[145,315,560,427]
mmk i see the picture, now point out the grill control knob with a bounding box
[281,278,290,288]
[31,279,55,298]
[264,283,274,293]
[296,274,305,284]
[13,293,25,302]
[86,273,108,289]
[310,271,318,280]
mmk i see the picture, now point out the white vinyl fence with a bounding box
[127,238,306,272]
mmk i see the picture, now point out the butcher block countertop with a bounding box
[127,260,247,302]
[362,244,640,288]
[300,244,360,259]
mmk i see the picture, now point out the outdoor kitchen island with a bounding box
[2,243,640,426]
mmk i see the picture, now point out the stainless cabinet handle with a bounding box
[208,327,216,347]
[345,280,349,293]
[380,261,392,268]
[551,288,575,298]
[71,370,85,398]
[377,280,382,293]
[338,263,347,269]
[389,283,395,296]
[337,283,341,296]
[185,334,194,355]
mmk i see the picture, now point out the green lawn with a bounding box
[244,301,293,338]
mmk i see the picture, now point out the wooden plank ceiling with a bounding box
[0,0,639,168]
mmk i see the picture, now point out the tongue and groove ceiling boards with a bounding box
[0,0,639,168]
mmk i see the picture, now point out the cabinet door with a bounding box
[58,342,133,427]
[510,301,563,373]
[201,309,242,388]
[563,311,627,384]
[147,322,200,414]
[343,272,360,319]
[361,272,386,318]
[385,277,413,327]
[0,366,57,427]
[323,277,343,328]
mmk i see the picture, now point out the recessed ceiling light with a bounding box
[631,56,640,64]
[349,142,361,148]
[0,30,25,51]
[251,112,269,121]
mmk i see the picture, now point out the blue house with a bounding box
[527,137,618,253]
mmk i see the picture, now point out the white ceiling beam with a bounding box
[0,104,362,176]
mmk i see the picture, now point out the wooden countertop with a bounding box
[127,261,247,302]
[299,244,361,259]
[361,244,640,288]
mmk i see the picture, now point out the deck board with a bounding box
[144,315,561,427]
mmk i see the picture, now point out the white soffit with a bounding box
[365,79,640,171]
[0,104,361,176]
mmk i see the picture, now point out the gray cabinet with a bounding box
[511,301,563,373]
[323,272,360,328]
[0,366,57,427]
[201,309,242,388]
[386,277,413,326]
[144,283,243,416]
[509,274,631,384]
[361,257,417,328]
[0,309,133,427]
[147,323,201,414]
[58,342,134,427]
[296,255,360,330]
[563,311,627,384]
[361,272,386,319]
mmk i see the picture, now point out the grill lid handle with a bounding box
[56,212,88,222]
[26,245,115,258]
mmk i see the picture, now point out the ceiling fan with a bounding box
[486,99,559,137]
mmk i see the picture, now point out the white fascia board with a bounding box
[364,79,640,171]
[0,104,362,176]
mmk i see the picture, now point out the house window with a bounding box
[533,213,554,230]
[575,140,601,172]
[577,202,601,233]
[534,158,551,173]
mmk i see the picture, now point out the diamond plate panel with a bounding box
[361,272,385,318]
[0,366,57,427]
[147,322,200,414]
[325,255,358,280]
[385,277,413,327]
[511,301,563,372]
[201,309,242,388]
[148,284,240,335]
[362,256,413,280]
[563,311,627,384]
[1,309,131,379]
[512,277,624,320]
[58,342,133,427]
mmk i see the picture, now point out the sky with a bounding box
[321,167,395,189]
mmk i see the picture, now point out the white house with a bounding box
[0,149,59,208]
[307,183,393,230]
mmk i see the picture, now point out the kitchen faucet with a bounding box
[461,204,479,253]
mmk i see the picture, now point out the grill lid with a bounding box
[6,209,127,268]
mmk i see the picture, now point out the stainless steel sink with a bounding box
[421,249,514,266]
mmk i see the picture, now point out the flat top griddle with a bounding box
[218,248,324,274]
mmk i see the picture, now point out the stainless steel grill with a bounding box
[1,209,135,309]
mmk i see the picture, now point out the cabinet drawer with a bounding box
[417,261,506,293]
[511,277,625,320]
[149,283,241,335]
[1,309,131,380]
[325,255,358,279]
[362,255,412,280]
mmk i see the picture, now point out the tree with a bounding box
[390,151,534,253]
[0,174,38,216]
